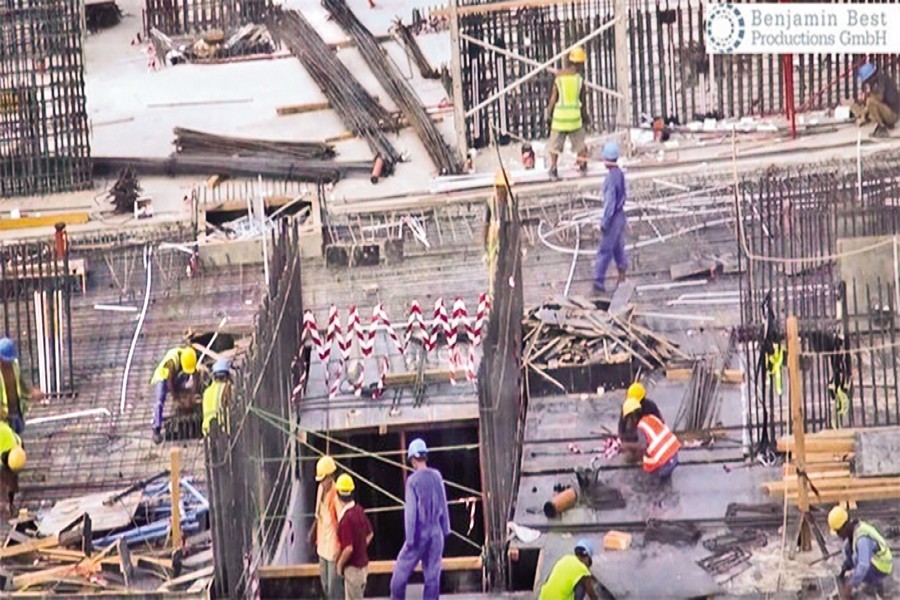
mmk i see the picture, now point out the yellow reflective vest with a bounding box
[0,421,21,455]
[151,348,187,385]
[0,361,27,420]
[202,380,229,436]
[552,73,583,133]
[855,521,893,575]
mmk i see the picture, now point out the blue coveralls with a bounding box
[593,166,627,292]
[842,532,888,590]
[390,467,451,600]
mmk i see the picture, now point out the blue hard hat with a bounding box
[407,438,428,459]
[212,359,231,375]
[0,338,16,362]
[858,63,876,83]
[602,141,619,162]
[575,538,594,557]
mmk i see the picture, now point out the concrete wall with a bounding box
[837,235,900,314]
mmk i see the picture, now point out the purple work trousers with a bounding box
[151,375,192,432]
[390,532,445,600]
[594,212,627,291]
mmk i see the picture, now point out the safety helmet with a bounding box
[575,538,594,557]
[568,46,586,64]
[335,473,355,495]
[407,438,428,460]
[602,141,620,162]
[7,446,26,472]
[212,359,231,375]
[828,505,849,533]
[857,63,876,83]
[315,455,337,482]
[0,338,16,362]
[626,382,646,402]
[622,397,641,417]
[180,348,198,375]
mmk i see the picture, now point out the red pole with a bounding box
[782,54,797,139]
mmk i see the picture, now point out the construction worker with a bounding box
[546,46,589,180]
[310,455,343,599]
[620,397,680,479]
[390,438,450,600]
[539,539,599,600]
[150,345,199,444]
[0,337,43,435]
[593,142,627,294]
[617,382,663,443]
[828,505,893,598]
[854,62,899,138]
[335,474,374,600]
[202,359,232,437]
[0,421,26,516]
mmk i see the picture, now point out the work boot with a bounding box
[152,429,163,445]
[871,124,889,138]
[548,167,559,181]
[617,271,627,284]
[578,161,588,174]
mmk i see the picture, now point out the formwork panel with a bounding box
[0,0,92,197]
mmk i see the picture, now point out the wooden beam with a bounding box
[259,556,483,579]
[170,448,182,549]
[666,368,745,383]
[383,368,466,386]
[0,212,90,231]
[276,101,331,116]
[157,565,216,591]
[1,534,59,559]
[786,315,811,551]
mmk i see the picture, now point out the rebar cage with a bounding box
[738,157,900,451]
[143,0,272,36]
[0,0,91,197]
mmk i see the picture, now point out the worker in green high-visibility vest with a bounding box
[546,46,590,181]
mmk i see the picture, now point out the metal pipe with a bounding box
[29,408,112,426]
[120,245,154,414]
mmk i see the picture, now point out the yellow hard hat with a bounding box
[828,505,849,533]
[568,46,586,64]
[335,473,355,494]
[494,169,511,188]
[627,382,646,402]
[622,397,641,417]
[7,446,26,472]
[180,348,198,375]
[315,455,337,482]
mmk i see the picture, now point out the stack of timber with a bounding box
[174,127,335,161]
[1,474,213,594]
[523,298,689,393]
[267,8,402,176]
[762,428,900,504]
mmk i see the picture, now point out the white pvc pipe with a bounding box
[93,304,139,312]
[258,176,270,289]
[120,246,153,414]
[34,291,47,393]
[29,408,112,426]
[55,290,62,395]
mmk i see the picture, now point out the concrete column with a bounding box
[448,0,469,164]
[614,0,632,155]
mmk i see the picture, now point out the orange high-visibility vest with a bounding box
[637,415,681,472]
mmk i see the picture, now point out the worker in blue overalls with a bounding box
[390,438,450,600]
[593,141,628,294]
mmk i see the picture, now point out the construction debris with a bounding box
[84,0,122,32]
[173,127,335,161]
[107,167,141,215]
[268,8,402,177]
[149,25,276,65]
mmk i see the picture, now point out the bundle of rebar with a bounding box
[108,167,142,214]
[173,127,335,160]
[321,0,461,175]
[267,8,401,177]
[94,155,371,183]
[391,19,439,80]
[674,358,720,432]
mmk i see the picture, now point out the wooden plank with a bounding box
[607,281,635,317]
[0,212,90,231]
[777,438,855,454]
[37,487,140,536]
[260,556,483,579]
[779,485,900,504]
[157,565,216,591]
[786,316,811,551]
[383,368,465,386]
[669,259,718,281]
[666,368,744,383]
[171,448,182,549]
[1,534,59,559]
[276,101,331,116]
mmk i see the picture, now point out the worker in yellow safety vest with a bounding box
[539,539,599,600]
[0,337,43,435]
[0,421,26,516]
[546,46,590,181]
[829,505,893,598]
[150,346,199,445]
[202,359,232,437]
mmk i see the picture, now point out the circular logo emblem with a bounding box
[706,4,745,53]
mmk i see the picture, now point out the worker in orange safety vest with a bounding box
[620,397,680,479]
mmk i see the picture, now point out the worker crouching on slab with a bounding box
[617,382,663,444]
[620,397,680,480]
[390,438,450,600]
[593,142,627,294]
[310,455,344,599]
[539,539,600,600]
[0,421,26,517]
[546,46,589,180]
[853,62,899,139]
[202,359,232,437]
[335,474,374,600]
[828,505,893,598]
[150,345,199,444]
[0,337,44,435]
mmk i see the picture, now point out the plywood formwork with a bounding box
[0,0,92,197]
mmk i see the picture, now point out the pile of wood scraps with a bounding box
[523,297,690,394]
[762,428,900,505]
[149,25,276,64]
[1,472,213,594]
